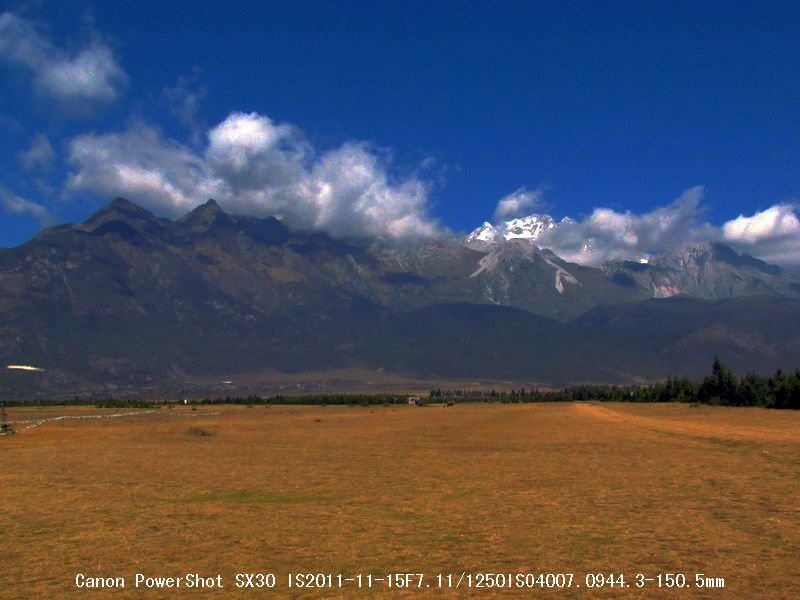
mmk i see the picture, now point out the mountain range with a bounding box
[2,198,799,397]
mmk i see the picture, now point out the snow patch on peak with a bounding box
[466,221,499,243]
[503,214,556,240]
[465,214,557,247]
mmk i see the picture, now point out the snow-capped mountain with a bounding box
[465,221,499,244]
[504,214,557,239]
[465,214,559,246]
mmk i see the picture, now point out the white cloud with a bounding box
[19,134,55,170]
[0,12,127,108]
[0,188,51,223]
[208,112,287,154]
[485,186,800,266]
[206,112,303,175]
[309,143,436,239]
[721,204,800,265]
[723,204,800,243]
[535,186,711,265]
[67,122,222,214]
[66,112,441,240]
[494,187,543,220]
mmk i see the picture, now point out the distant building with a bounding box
[408,396,423,406]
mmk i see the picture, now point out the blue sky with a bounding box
[1,1,799,263]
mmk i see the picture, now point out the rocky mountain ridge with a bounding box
[1,198,798,394]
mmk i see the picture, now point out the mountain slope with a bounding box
[602,243,792,299]
[1,198,798,394]
[355,297,800,382]
[0,199,387,385]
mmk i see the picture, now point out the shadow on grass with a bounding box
[186,427,215,437]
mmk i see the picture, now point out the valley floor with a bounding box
[1,403,798,598]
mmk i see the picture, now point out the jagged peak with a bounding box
[182,198,227,218]
[465,221,498,244]
[201,198,224,212]
[84,197,157,225]
[178,199,234,231]
[708,242,783,274]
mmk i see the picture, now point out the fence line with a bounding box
[2,410,221,435]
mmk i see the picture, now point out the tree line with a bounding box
[4,359,798,409]
[197,393,411,406]
[430,358,800,409]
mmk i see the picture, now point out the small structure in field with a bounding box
[0,404,10,434]
[407,396,423,406]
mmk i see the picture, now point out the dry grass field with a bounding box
[1,402,798,599]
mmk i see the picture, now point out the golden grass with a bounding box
[1,403,798,599]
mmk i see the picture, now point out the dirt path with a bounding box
[573,402,800,445]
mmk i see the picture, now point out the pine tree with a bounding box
[739,372,768,406]
[714,357,738,402]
